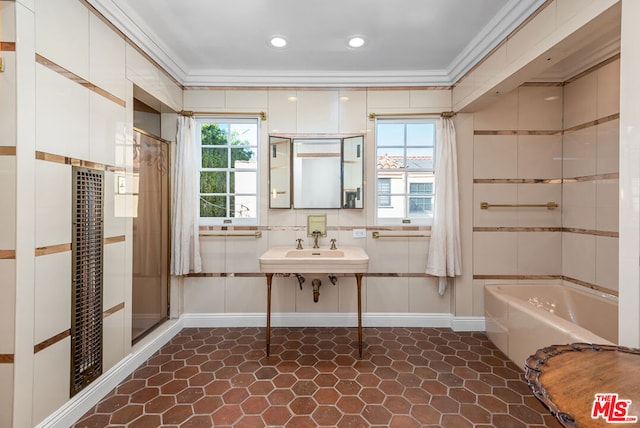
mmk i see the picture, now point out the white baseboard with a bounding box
[36,318,184,428]
[182,312,486,330]
[38,312,485,427]
[451,316,486,331]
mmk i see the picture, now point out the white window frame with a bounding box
[374,117,437,226]
[197,117,260,226]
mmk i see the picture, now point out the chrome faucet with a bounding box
[312,230,322,248]
[296,238,303,249]
[330,238,337,250]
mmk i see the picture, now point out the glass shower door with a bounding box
[132,130,169,342]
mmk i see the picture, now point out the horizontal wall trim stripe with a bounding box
[473,227,562,232]
[474,275,618,297]
[473,227,618,237]
[0,146,16,155]
[474,130,561,136]
[35,237,126,256]
[185,272,439,278]
[474,275,562,281]
[564,113,619,135]
[474,178,561,184]
[188,85,452,91]
[562,276,618,297]
[34,329,70,354]
[474,113,619,138]
[474,173,618,184]
[36,151,125,173]
[104,302,125,318]
[35,243,71,257]
[0,42,16,51]
[35,54,126,107]
[563,172,619,183]
[199,225,432,232]
[520,82,563,87]
[104,236,126,245]
[0,250,16,259]
[563,228,618,238]
[0,354,14,364]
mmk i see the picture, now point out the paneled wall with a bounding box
[472,57,620,302]
[2,0,182,425]
[562,58,619,294]
[182,89,458,320]
[472,84,564,306]
[0,2,17,426]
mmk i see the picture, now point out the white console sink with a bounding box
[259,246,369,273]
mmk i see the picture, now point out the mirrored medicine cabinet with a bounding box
[269,135,364,209]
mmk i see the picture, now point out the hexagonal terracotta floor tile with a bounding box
[73,327,559,428]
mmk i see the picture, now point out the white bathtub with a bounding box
[484,283,618,368]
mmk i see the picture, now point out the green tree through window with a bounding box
[199,119,258,222]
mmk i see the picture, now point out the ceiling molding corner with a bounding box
[86,0,188,84]
[447,0,548,84]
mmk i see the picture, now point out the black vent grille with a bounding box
[71,167,104,396]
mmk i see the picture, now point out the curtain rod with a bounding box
[368,111,455,120]
[180,110,266,120]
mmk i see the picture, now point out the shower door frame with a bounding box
[131,128,171,344]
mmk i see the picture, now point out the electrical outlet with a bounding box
[352,229,366,238]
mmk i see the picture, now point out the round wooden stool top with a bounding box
[525,343,640,427]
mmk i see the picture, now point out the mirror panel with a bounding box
[293,139,341,208]
[342,136,364,208]
[269,136,291,208]
[268,135,364,209]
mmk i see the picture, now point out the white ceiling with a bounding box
[87,0,548,87]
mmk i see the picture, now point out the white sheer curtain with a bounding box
[426,116,461,295]
[170,115,202,275]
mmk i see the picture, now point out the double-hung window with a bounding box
[375,118,436,225]
[197,117,259,225]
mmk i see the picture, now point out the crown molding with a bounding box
[182,68,453,87]
[447,0,548,83]
[86,0,546,88]
[86,0,189,83]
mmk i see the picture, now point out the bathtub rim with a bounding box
[484,282,617,346]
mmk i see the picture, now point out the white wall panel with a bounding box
[34,160,71,248]
[34,252,71,344]
[0,260,15,353]
[35,64,89,159]
[32,338,70,425]
[90,93,125,166]
[296,91,339,133]
[89,14,126,100]
[103,241,126,312]
[0,52,16,147]
[35,0,89,79]
[0,157,16,249]
[103,310,125,372]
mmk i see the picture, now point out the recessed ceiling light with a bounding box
[287,96,298,102]
[348,37,365,48]
[544,96,560,101]
[269,36,287,48]
[339,96,350,101]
